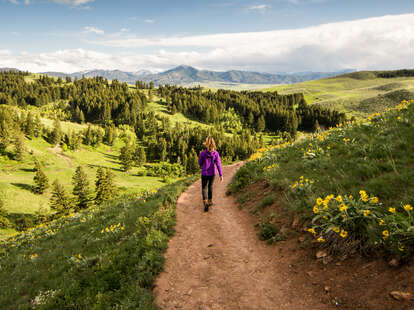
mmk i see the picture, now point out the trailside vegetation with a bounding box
[0,176,197,308]
[229,100,414,258]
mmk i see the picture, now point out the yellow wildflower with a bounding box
[371,197,379,204]
[398,245,405,252]
[379,219,385,226]
[389,207,396,214]
[78,253,82,259]
[363,210,371,217]
[307,228,316,235]
[359,190,367,197]
[336,195,343,202]
[317,237,326,243]
[382,230,390,238]
[313,206,319,214]
[340,230,348,238]
[349,195,353,199]
[333,226,340,233]
[316,197,323,206]
[339,204,348,212]
[403,204,413,211]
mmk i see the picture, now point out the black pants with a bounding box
[201,175,215,201]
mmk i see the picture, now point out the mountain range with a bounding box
[2,66,353,85]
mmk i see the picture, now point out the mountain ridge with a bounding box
[34,66,353,85]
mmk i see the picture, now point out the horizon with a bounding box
[1,0,414,73]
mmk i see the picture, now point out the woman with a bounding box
[198,136,223,212]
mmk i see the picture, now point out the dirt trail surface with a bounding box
[154,163,329,310]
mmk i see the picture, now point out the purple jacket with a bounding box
[198,149,223,177]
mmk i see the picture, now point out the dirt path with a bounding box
[154,163,330,310]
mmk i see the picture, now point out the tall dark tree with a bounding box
[134,146,146,167]
[33,159,49,194]
[72,166,90,210]
[14,133,25,161]
[187,148,199,174]
[50,179,71,215]
[120,142,134,172]
[51,117,62,145]
[95,167,117,205]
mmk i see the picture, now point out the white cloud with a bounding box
[49,0,94,6]
[248,4,270,11]
[2,14,414,73]
[84,26,104,35]
[120,28,130,32]
[144,19,155,24]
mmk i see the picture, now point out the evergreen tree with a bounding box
[160,138,167,162]
[134,146,146,167]
[0,196,10,228]
[120,142,134,172]
[25,112,35,137]
[51,117,62,145]
[95,167,116,205]
[257,115,266,132]
[187,148,199,174]
[72,166,90,210]
[14,133,25,161]
[50,179,71,215]
[33,159,49,194]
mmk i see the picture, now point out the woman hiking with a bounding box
[198,136,223,212]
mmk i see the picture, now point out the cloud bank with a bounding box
[2,14,414,73]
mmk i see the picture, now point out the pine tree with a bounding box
[160,138,167,162]
[50,179,71,215]
[72,166,90,210]
[95,167,116,205]
[33,159,49,194]
[134,146,146,167]
[51,117,62,145]
[25,112,35,137]
[14,133,25,161]
[187,148,199,174]
[120,142,133,172]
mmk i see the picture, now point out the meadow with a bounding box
[265,74,414,118]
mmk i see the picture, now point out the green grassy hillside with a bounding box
[229,100,414,256]
[264,74,414,119]
[0,176,196,309]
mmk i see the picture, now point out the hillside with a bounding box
[41,65,351,86]
[265,70,414,118]
[228,100,414,308]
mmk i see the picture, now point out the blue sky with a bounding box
[1,0,414,73]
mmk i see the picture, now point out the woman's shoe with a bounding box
[207,199,214,207]
[203,200,209,212]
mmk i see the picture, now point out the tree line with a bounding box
[158,85,346,137]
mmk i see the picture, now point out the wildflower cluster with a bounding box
[100,222,125,234]
[302,143,325,160]
[290,176,314,191]
[308,191,383,244]
[249,142,292,161]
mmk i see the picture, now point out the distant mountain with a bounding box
[0,67,21,72]
[42,66,353,85]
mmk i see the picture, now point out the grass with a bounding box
[0,176,197,309]
[145,97,212,129]
[264,75,414,119]
[0,136,169,237]
[229,100,414,256]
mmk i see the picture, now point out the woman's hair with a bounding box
[204,136,216,152]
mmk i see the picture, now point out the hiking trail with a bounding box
[154,163,329,310]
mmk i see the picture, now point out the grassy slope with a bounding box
[0,176,197,309]
[229,100,414,253]
[264,75,414,118]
